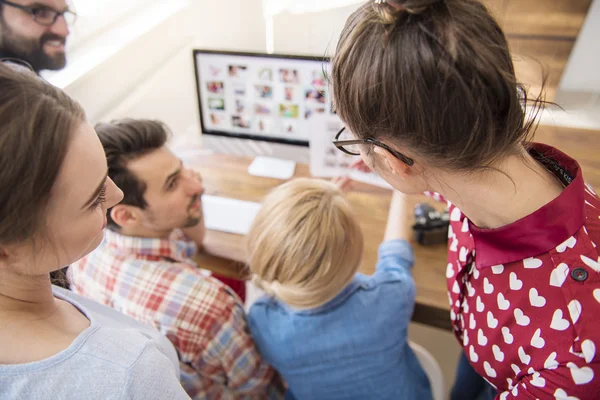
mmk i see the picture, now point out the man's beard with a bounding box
[0,21,66,72]
[183,195,202,228]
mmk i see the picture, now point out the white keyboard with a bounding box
[202,195,261,235]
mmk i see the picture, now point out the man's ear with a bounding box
[110,205,142,229]
[373,146,412,180]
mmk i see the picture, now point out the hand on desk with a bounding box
[350,159,371,173]
[331,175,353,192]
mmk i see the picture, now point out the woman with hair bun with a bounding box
[331,0,600,399]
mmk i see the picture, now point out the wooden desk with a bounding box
[189,155,451,330]
[188,125,600,332]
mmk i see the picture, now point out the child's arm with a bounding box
[384,190,412,242]
[376,190,415,276]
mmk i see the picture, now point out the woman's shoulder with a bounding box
[0,316,185,399]
[53,286,181,373]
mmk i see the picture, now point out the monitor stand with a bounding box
[248,156,296,180]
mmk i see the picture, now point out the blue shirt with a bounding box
[248,240,433,400]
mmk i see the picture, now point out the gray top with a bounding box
[0,286,190,400]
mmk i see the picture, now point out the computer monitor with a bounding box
[193,49,334,176]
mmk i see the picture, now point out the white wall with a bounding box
[559,0,600,93]
[93,2,358,137]
[272,5,357,56]
[63,0,267,133]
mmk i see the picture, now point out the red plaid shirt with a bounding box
[68,229,282,399]
[433,144,600,399]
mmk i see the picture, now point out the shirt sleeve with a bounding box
[376,239,415,275]
[495,362,600,400]
[124,341,190,400]
[195,294,284,398]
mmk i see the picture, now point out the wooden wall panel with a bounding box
[483,0,592,38]
[480,0,593,100]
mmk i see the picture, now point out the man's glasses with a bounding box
[332,127,415,166]
[0,0,77,26]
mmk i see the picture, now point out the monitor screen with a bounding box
[193,50,334,147]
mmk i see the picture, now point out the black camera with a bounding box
[412,203,449,245]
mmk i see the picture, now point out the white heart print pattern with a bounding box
[467,282,475,297]
[446,263,454,278]
[484,278,494,294]
[594,289,600,304]
[509,272,523,291]
[487,311,498,329]
[469,313,476,330]
[550,309,570,331]
[531,328,545,349]
[514,308,530,326]
[452,280,460,294]
[545,352,559,370]
[511,363,521,376]
[450,207,461,222]
[529,288,546,307]
[497,293,510,311]
[581,340,596,364]
[476,296,485,313]
[531,372,546,388]
[470,345,479,363]
[502,327,514,344]
[519,346,531,365]
[491,264,504,274]
[554,388,580,400]
[462,298,469,314]
[484,361,497,378]
[568,300,582,325]
[567,362,594,385]
[523,257,543,269]
[581,255,600,273]
[556,236,577,253]
[493,344,504,362]
[550,263,569,288]
[449,235,458,252]
[478,329,488,346]
[459,247,469,262]
[461,218,469,233]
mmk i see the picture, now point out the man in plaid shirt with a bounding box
[68,119,282,399]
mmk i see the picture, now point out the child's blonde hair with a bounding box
[247,178,364,309]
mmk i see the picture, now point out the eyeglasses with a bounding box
[0,0,77,26]
[332,127,415,166]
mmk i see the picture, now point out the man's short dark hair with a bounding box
[95,119,169,231]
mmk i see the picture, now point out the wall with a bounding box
[559,0,600,93]
[63,0,267,132]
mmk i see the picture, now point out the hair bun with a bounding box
[374,0,443,22]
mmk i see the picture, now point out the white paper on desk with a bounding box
[202,195,262,235]
[307,115,392,189]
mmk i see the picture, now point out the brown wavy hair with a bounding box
[331,0,544,171]
[0,62,85,245]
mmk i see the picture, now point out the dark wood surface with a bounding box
[190,125,600,331]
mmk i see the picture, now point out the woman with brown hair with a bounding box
[0,61,189,399]
[331,0,600,398]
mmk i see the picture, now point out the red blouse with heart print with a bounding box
[441,143,600,400]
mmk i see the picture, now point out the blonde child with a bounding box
[247,178,433,400]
